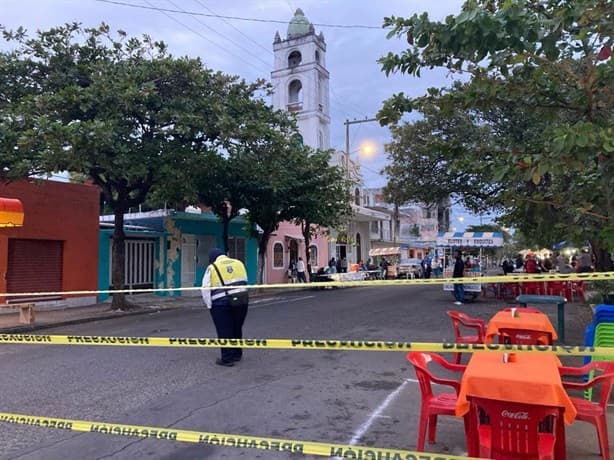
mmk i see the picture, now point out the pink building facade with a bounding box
[263,221,329,284]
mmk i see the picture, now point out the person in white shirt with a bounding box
[296,257,307,283]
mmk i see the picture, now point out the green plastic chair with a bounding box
[585,323,614,400]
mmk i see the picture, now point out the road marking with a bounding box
[250,295,315,308]
[347,378,417,446]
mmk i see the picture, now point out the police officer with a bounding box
[201,248,249,367]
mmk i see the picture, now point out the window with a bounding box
[273,242,284,268]
[288,50,302,67]
[288,79,303,111]
[315,50,320,63]
[309,245,318,266]
[354,187,360,206]
[370,221,379,233]
[228,237,246,262]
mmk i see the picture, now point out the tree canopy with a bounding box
[0,23,352,303]
[378,0,613,269]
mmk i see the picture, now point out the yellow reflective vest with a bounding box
[209,256,248,302]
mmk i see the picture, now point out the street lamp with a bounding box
[344,117,377,181]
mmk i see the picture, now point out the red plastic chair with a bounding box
[499,328,553,345]
[446,311,486,364]
[499,282,521,300]
[522,281,545,295]
[559,361,614,460]
[570,281,586,301]
[469,396,560,460]
[545,281,571,300]
[406,352,466,451]
[482,283,501,299]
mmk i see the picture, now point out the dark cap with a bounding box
[208,248,225,264]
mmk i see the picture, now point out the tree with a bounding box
[0,23,256,307]
[378,0,613,269]
[288,149,351,278]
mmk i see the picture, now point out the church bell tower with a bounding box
[271,9,330,150]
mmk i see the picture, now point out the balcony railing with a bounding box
[287,102,303,112]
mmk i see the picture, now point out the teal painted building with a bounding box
[98,210,257,301]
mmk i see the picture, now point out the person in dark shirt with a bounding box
[452,250,465,305]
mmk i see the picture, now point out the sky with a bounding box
[1,0,488,230]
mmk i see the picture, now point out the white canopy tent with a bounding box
[368,247,401,257]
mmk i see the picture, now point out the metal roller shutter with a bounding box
[7,239,63,302]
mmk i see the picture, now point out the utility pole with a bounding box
[341,117,378,263]
[344,117,378,181]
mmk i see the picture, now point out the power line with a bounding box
[141,0,270,78]
[96,0,379,132]
[165,0,272,70]
[191,0,272,56]
[95,0,384,29]
[96,0,375,120]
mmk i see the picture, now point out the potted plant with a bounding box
[590,279,614,305]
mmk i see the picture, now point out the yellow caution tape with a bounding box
[0,334,611,356]
[2,271,613,298]
[0,411,483,460]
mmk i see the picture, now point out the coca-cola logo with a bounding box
[516,334,531,339]
[501,410,529,420]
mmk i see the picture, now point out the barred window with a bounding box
[309,245,318,266]
[273,242,284,268]
[228,237,246,263]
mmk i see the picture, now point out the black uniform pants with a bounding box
[210,302,248,362]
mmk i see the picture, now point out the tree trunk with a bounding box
[591,239,613,272]
[302,220,312,282]
[256,231,272,285]
[111,208,128,309]
[222,214,230,255]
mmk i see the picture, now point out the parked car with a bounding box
[397,258,423,279]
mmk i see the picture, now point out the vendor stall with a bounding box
[436,231,504,301]
[368,247,401,279]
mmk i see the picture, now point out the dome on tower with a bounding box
[287,8,312,39]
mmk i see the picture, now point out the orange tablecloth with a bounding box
[485,310,558,343]
[456,352,576,425]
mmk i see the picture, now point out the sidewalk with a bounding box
[0,287,307,334]
[0,294,198,334]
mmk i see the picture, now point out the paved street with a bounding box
[0,283,610,459]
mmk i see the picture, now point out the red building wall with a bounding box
[0,179,99,303]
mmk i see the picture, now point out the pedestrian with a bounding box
[515,253,524,270]
[453,250,465,305]
[577,249,593,273]
[287,260,296,283]
[201,248,249,367]
[340,257,348,273]
[524,253,539,273]
[380,257,390,279]
[296,257,307,283]
[329,257,337,273]
[421,256,432,279]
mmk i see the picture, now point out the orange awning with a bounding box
[0,197,24,227]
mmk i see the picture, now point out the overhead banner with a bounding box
[436,232,503,248]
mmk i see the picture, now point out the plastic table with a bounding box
[516,294,567,342]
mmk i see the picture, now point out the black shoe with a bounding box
[215,358,234,367]
[231,356,242,362]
